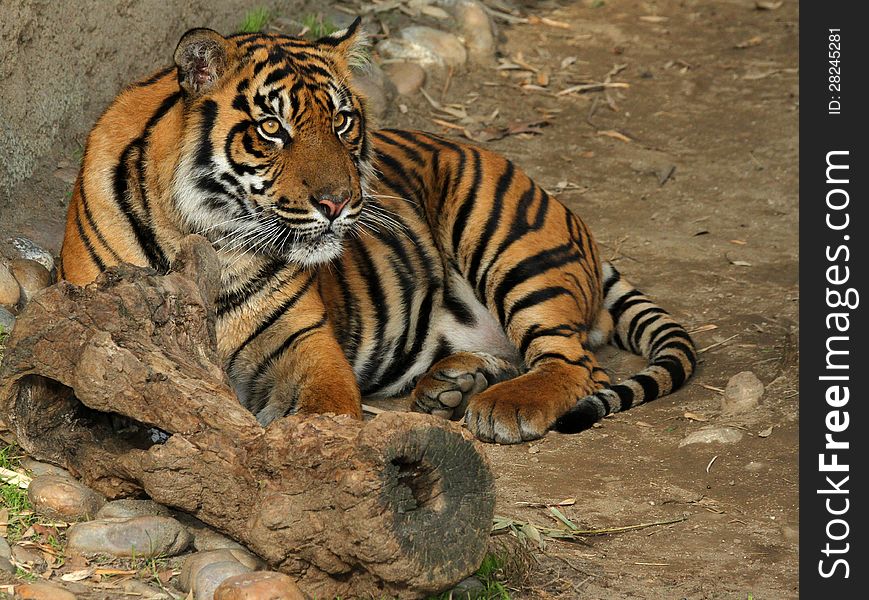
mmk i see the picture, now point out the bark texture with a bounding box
[0,235,496,599]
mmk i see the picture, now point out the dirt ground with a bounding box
[1,0,799,598]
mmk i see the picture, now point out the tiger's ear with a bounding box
[174,28,234,97]
[317,17,369,68]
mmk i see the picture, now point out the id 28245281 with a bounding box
[828,29,841,115]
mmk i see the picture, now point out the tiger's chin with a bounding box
[279,232,345,267]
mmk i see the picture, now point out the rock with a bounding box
[10,258,52,305]
[679,426,744,447]
[14,582,78,600]
[449,0,496,64]
[8,236,56,274]
[179,549,265,592]
[122,580,172,599]
[214,571,307,600]
[352,63,395,121]
[0,536,10,559]
[449,575,486,599]
[383,61,427,96]
[192,561,254,600]
[0,306,14,333]
[66,515,192,558]
[20,457,72,478]
[12,544,46,568]
[0,262,20,307]
[176,513,250,553]
[96,498,173,520]
[377,26,467,68]
[192,527,249,553]
[722,371,764,415]
[0,556,14,574]
[744,461,767,472]
[27,474,106,521]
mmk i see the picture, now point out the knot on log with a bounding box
[0,235,495,598]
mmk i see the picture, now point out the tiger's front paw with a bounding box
[412,364,490,420]
[464,389,553,444]
[412,352,517,420]
[463,364,600,444]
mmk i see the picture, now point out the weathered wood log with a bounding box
[0,236,496,599]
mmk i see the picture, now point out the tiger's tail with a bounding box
[555,261,697,433]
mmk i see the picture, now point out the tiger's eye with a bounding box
[333,113,348,129]
[260,118,281,135]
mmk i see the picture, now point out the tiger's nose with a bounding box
[311,192,351,221]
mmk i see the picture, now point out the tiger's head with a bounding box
[170,20,374,266]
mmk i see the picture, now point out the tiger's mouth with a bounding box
[265,219,352,266]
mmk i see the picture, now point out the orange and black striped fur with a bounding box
[59,21,696,443]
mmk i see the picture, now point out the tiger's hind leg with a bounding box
[412,352,519,420]
[461,223,614,443]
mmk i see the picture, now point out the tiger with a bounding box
[58,19,697,444]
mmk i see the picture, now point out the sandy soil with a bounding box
[1,0,799,598]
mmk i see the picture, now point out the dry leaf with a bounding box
[527,15,571,29]
[0,466,31,489]
[420,5,450,19]
[688,324,718,334]
[758,426,774,438]
[684,412,709,422]
[561,56,577,69]
[61,568,95,582]
[536,71,550,87]
[735,36,764,49]
[640,15,669,23]
[465,119,551,143]
[635,421,654,428]
[597,129,633,143]
[730,260,752,267]
[729,239,747,245]
[520,522,544,548]
[755,1,783,9]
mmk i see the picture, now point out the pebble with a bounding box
[352,63,395,121]
[180,549,265,592]
[192,561,254,600]
[177,513,250,553]
[123,580,172,599]
[12,544,46,568]
[8,236,56,274]
[27,474,106,521]
[10,258,52,305]
[0,536,10,559]
[14,582,78,600]
[450,0,496,64]
[383,61,427,96]
[213,571,307,600]
[721,371,764,415]
[192,527,249,553]
[0,306,14,333]
[0,556,14,574]
[678,426,743,447]
[377,26,467,68]
[95,498,173,520]
[20,457,72,478]
[449,575,486,599]
[66,515,192,558]
[0,262,20,307]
